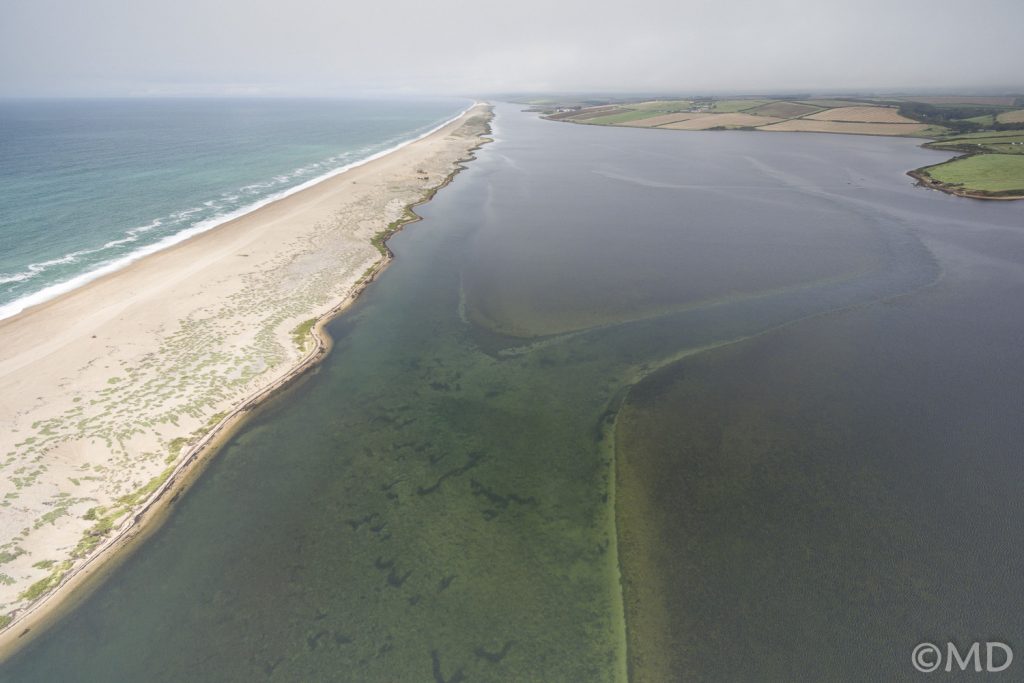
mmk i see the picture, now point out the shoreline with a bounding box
[0,105,476,322]
[0,104,494,659]
[546,110,1023,202]
[907,162,1024,201]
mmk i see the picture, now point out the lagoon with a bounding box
[4,103,1023,681]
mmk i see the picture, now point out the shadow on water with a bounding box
[4,104,1022,681]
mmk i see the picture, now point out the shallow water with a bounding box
[3,104,1022,681]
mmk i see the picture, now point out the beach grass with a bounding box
[290,318,318,351]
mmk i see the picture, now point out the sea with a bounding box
[0,97,471,319]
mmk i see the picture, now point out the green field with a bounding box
[939,130,1024,140]
[580,109,676,125]
[963,113,999,125]
[998,109,1024,123]
[908,124,952,138]
[968,143,1023,155]
[709,99,770,112]
[746,101,823,118]
[922,154,1024,194]
[628,99,693,111]
[569,106,634,122]
[928,133,1024,155]
[795,99,865,108]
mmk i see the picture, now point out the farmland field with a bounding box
[964,114,999,125]
[806,106,917,123]
[929,133,1024,155]
[795,99,866,108]
[617,113,709,127]
[660,113,782,130]
[542,95,1021,143]
[580,109,678,125]
[759,120,927,135]
[907,125,952,138]
[570,106,636,121]
[997,109,1024,123]
[709,99,771,112]
[746,101,823,118]
[940,130,1024,140]
[902,96,1019,106]
[628,100,694,111]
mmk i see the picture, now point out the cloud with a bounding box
[1,0,1022,96]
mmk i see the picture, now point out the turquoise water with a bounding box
[0,97,469,318]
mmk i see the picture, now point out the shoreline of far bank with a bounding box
[907,159,1024,201]
[0,104,494,661]
[561,116,1024,201]
[537,98,1024,201]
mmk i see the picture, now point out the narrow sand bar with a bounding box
[0,104,492,645]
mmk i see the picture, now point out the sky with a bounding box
[1,0,1022,97]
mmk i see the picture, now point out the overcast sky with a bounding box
[2,0,1022,97]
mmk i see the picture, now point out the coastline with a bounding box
[545,110,1024,202]
[0,105,475,322]
[907,163,1024,200]
[0,103,494,658]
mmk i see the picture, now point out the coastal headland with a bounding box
[0,103,493,650]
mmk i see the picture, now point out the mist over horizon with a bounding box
[2,0,1022,97]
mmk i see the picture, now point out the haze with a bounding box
[2,0,1022,97]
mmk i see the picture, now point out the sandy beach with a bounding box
[0,103,492,647]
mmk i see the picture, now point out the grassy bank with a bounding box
[910,153,1024,199]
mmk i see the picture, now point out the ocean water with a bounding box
[0,97,470,319]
